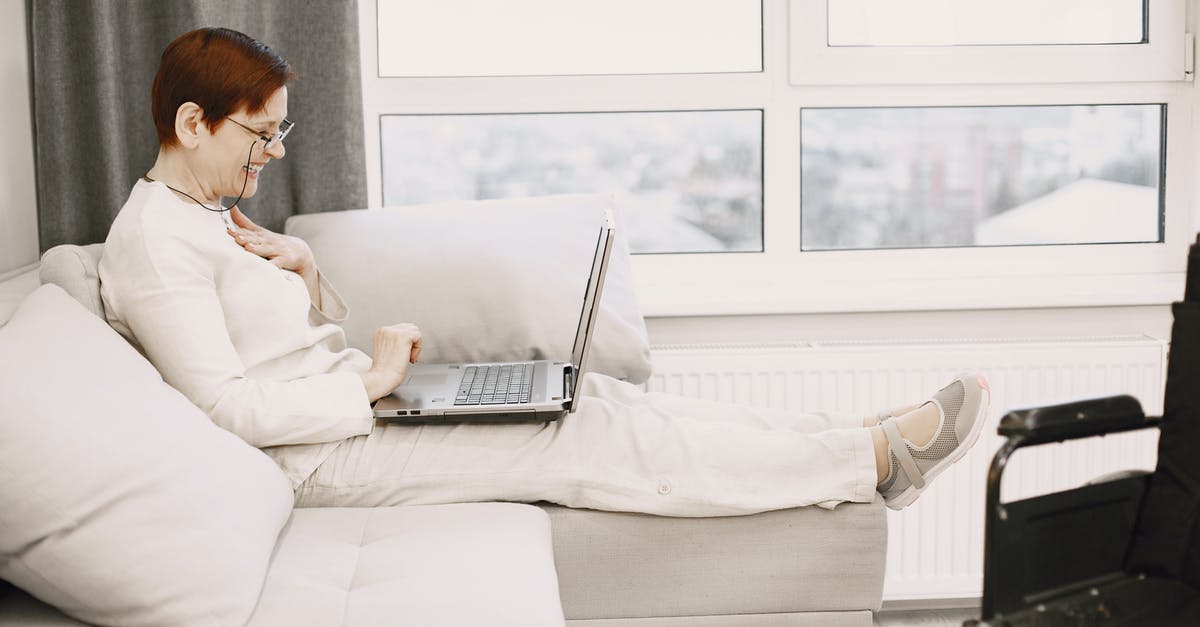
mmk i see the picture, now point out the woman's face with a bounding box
[199,87,288,200]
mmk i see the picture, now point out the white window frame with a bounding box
[790,0,1187,85]
[358,0,1196,317]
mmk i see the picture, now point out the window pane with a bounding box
[377,0,762,77]
[828,0,1145,46]
[801,104,1163,250]
[382,110,763,254]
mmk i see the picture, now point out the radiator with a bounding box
[642,336,1168,602]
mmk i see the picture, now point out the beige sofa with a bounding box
[0,195,885,626]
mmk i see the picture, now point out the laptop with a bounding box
[373,209,615,422]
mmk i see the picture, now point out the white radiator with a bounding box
[643,336,1168,602]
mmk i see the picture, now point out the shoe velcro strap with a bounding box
[881,418,925,490]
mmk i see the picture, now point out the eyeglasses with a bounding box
[225,117,294,150]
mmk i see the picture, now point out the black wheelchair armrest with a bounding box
[997,394,1159,445]
[982,394,1166,622]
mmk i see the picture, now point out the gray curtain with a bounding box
[30,0,365,251]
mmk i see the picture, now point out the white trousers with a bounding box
[294,373,879,516]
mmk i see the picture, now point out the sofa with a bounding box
[0,194,886,626]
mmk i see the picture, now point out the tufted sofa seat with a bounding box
[248,504,563,626]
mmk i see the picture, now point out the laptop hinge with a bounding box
[564,364,576,410]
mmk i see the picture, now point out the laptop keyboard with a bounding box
[454,364,534,405]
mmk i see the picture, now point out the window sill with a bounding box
[633,272,1187,317]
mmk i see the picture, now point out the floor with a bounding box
[874,607,980,626]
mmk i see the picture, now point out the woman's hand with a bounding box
[227,206,315,276]
[360,323,424,402]
[228,206,323,306]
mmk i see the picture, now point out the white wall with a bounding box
[0,0,37,276]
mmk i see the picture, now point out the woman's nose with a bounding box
[264,139,286,159]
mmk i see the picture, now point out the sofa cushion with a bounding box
[541,498,886,620]
[284,194,652,384]
[0,285,295,627]
[248,503,564,626]
[38,244,104,319]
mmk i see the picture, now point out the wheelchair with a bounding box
[968,238,1200,626]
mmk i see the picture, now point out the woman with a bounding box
[99,27,988,515]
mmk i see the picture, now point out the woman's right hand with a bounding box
[360,323,423,402]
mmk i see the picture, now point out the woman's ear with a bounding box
[173,102,205,149]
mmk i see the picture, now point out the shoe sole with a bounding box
[885,375,991,511]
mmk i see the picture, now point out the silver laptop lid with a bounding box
[566,209,615,412]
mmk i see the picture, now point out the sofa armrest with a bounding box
[38,244,105,319]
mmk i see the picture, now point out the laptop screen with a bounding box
[567,211,615,407]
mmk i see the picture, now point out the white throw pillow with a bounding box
[285,194,652,383]
[0,285,294,627]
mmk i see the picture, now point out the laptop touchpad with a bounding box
[407,374,451,387]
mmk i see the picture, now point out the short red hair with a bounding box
[151,27,296,148]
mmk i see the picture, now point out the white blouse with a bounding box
[99,179,374,487]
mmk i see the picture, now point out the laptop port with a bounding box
[411,410,421,416]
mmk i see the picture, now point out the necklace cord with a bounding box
[144,141,260,214]
[229,142,255,210]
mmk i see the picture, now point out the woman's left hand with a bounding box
[227,206,315,276]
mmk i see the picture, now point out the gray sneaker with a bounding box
[877,373,990,510]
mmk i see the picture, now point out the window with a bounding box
[359,1,1193,316]
[801,104,1164,250]
[380,110,763,254]
[790,0,1183,85]
[375,0,762,77]
[827,0,1145,47]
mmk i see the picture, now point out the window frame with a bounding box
[358,0,1196,317]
